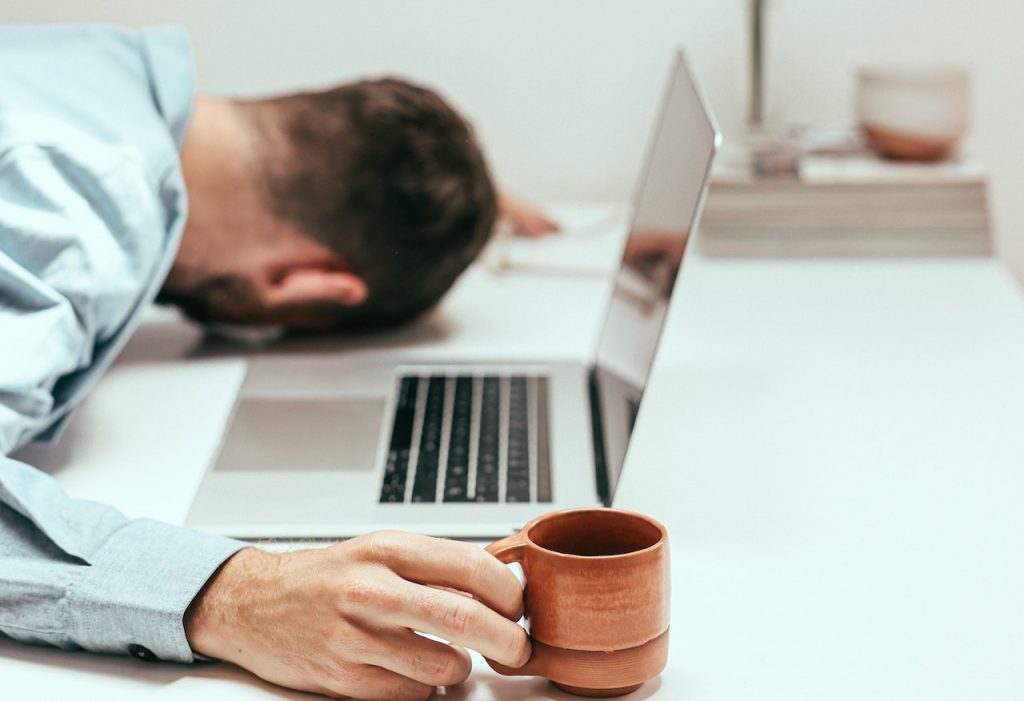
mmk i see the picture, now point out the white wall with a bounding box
[3,0,1023,282]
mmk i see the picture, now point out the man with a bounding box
[0,25,555,700]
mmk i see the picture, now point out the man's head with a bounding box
[161,78,497,330]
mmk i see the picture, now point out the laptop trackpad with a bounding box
[213,397,385,472]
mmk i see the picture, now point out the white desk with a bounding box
[6,213,1024,699]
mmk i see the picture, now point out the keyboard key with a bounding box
[506,478,530,502]
[506,376,531,502]
[378,378,418,502]
[536,377,552,503]
[443,377,473,502]
[411,376,445,502]
[473,376,501,502]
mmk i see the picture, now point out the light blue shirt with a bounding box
[0,26,244,663]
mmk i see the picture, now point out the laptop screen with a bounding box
[591,52,718,501]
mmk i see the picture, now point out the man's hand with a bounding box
[184,531,529,700]
[498,193,560,237]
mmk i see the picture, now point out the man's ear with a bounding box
[264,268,369,309]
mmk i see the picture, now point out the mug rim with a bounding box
[519,506,667,561]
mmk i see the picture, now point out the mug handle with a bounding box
[483,532,548,678]
[485,532,527,564]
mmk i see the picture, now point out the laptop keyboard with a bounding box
[379,374,552,504]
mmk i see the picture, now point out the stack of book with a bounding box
[698,153,992,257]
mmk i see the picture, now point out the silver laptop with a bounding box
[186,51,719,539]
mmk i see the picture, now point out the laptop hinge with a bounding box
[587,369,612,507]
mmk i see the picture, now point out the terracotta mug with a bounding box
[485,508,670,697]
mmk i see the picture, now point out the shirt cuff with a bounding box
[66,518,246,663]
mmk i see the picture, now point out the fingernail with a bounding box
[518,640,533,668]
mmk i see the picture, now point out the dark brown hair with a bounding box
[245,78,497,328]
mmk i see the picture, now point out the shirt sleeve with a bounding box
[0,137,246,662]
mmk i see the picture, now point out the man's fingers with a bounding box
[383,578,531,669]
[515,212,560,237]
[363,531,523,621]
[317,663,434,701]
[498,192,561,237]
[359,629,473,687]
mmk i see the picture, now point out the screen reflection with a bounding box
[591,53,718,500]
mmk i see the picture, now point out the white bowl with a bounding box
[856,63,970,160]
